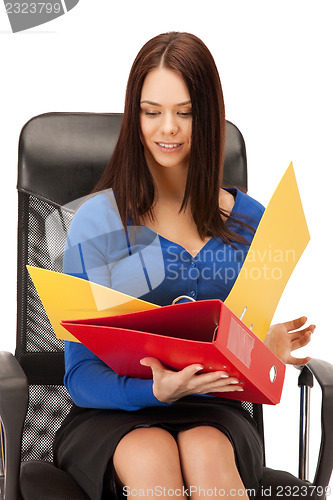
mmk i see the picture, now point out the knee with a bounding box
[114,427,178,470]
[177,426,236,465]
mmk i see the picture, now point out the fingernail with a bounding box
[220,374,229,378]
[230,380,240,384]
[235,387,244,391]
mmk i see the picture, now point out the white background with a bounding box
[1,0,332,489]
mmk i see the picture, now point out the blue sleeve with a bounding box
[63,193,171,411]
[64,341,167,411]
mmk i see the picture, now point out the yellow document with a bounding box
[27,266,159,342]
[225,162,310,340]
[28,162,310,343]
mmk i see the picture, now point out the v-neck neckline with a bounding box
[139,188,240,259]
[158,233,214,259]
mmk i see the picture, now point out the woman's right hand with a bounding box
[140,357,244,404]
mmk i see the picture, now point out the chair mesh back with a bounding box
[15,112,264,465]
[17,193,75,462]
[26,195,70,352]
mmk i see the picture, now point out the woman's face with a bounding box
[140,67,192,172]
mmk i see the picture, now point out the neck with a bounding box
[147,159,188,204]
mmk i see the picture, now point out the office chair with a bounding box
[0,112,332,500]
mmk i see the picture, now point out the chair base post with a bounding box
[298,366,314,481]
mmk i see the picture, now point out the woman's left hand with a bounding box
[264,316,315,366]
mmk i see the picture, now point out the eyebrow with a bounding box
[140,100,192,107]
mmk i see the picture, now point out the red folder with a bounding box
[61,299,285,405]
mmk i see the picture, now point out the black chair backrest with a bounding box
[15,112,263,464]
[17,113,247,208]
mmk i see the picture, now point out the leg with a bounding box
[177,426,249,500]
[113,427,186,499]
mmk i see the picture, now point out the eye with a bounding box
[178,111,192,118]
[143,111,161,117]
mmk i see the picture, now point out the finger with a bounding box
[199,381,244,394]
[291,331,313,350]
[194,375,242,392]
[179,363,205,379]
[286,355,311,366]
[193,370,230,384]
[290,324,316,338]
[140,357,166,374]
[214,384,244,393]
[282,316,308,332]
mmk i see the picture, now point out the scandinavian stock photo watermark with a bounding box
[44,191,297,307]
[165,245,296,284]
[3,0,80,32]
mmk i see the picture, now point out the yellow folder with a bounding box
[224,162,310,339]
[27,266,159,342]
[27,162,310,343]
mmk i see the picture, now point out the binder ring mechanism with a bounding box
[172,295,196,305]
[172,295,219,370]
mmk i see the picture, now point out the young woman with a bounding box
[53,32,314,500]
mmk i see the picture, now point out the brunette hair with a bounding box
[93,31,253,244]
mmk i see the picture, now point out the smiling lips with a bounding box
[156,142,183,151]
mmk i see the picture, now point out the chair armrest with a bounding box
[0,351,29,500]
[305,358,333,489]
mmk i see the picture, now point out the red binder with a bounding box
[61,299,285,405]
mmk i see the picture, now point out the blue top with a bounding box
[63,188,265,411]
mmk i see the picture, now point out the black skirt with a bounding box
[53,396,264,500]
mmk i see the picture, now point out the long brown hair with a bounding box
[93,32,253,245]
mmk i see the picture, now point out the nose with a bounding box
[161,112,178,136]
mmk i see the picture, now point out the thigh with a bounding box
[178,419,263,495]
[177,426,248,497]
[177,426,238,474]
[113,427,185,496]
[114,426,179,467]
